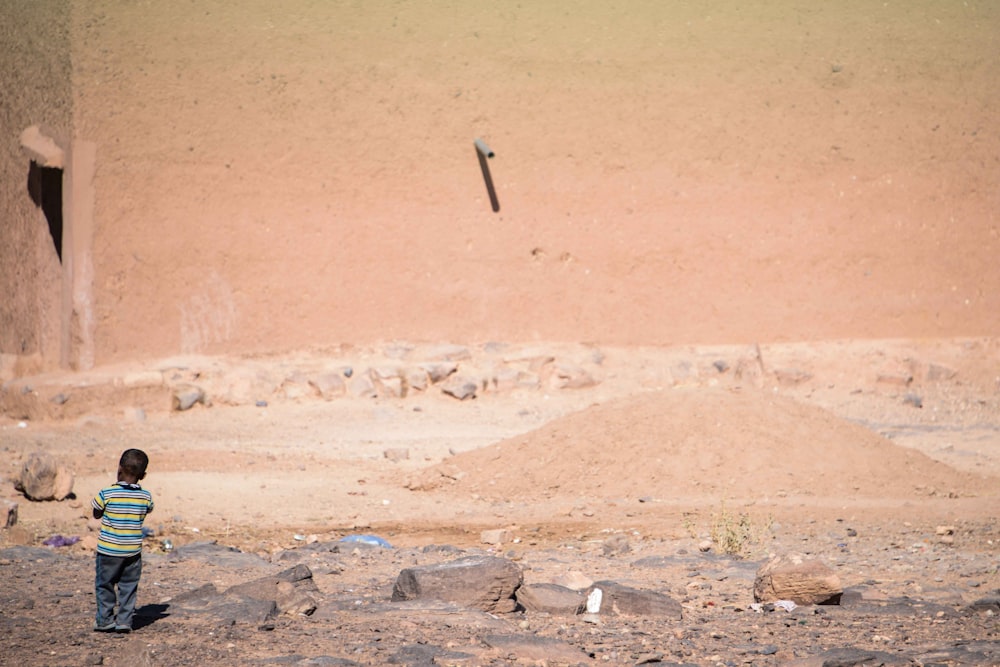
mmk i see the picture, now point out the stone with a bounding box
[441,377,479,401]
[493,367,539,392]
[347,373,376,398]
[391,555,523,613]
[492,367,519,392]
[774,368,813,386]
[583,581,683,619]
[212,370,260,405]
[423,344,472,361]
[420,362,458,384]
[172,385,206,411]
[601,534,630,556]
[551,570,593,591]
[388,644,474,666]
[734,356,765,388]
[121,370,165,387]
[515,583,585,615]
[279,372,317,400]
[172,565,318,623]
[383,448,410,462]
[522,354,555,374]
[966,595,1000,614]
[0,545,57,561]
[170,583,279,626]
[480,528,513,545]
[481,634,589,663]
[403,368,429,392]
[754,552,843,605]
[228,562,317,588]
[784,647,911,666]
[15,451,74,501]
[274,580,318,616]
[310,372,346,399]
[2,499,17,527]
[170,541,270,569]
[369,367,404,398]
[551,363,598,389]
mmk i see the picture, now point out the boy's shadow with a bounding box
[133,603,170,630]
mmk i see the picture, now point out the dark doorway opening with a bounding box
[27,160,63,262]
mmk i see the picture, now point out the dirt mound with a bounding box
[412,387,992,502]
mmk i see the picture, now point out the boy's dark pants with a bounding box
[95,552,142,629]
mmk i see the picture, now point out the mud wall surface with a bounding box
[0,1,72,372]
[49,2,1000,365]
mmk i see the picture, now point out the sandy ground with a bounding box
[3,337,999,544]
[1,339,999,665]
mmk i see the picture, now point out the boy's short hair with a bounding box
[119,449,149,477]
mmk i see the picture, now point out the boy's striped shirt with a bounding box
[92,482,154,557]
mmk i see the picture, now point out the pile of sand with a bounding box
[411,387,990,503]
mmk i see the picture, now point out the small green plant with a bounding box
[681,512,698,539]
[710,501,772,559]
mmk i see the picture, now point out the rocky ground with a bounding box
[1,339,998,666]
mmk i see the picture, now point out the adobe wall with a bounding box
[11,2,999,369]
[0,2,73,376]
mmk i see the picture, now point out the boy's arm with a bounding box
[91,492,105,520]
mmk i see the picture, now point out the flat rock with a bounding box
[391,555,522,613]
[784,647,912,666]
[440,377,479,400]
[481,634,591,664]
[168,540,270,569]
[966,594,1000,614]
[516,583,585,615]
[584,581,682,619]
[386,643,475,665]
[0,545,59,561]
[419,362,458,384]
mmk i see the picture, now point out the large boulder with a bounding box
[754,552,843,605]
[15,451,74,501]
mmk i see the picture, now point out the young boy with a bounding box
[92,448,154,633]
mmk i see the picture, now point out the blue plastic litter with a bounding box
[339,534,392,548]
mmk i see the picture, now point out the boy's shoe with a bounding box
[93,621,116,632]
[114,625,132,634]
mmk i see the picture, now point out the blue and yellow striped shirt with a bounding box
[92,482,154,557]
